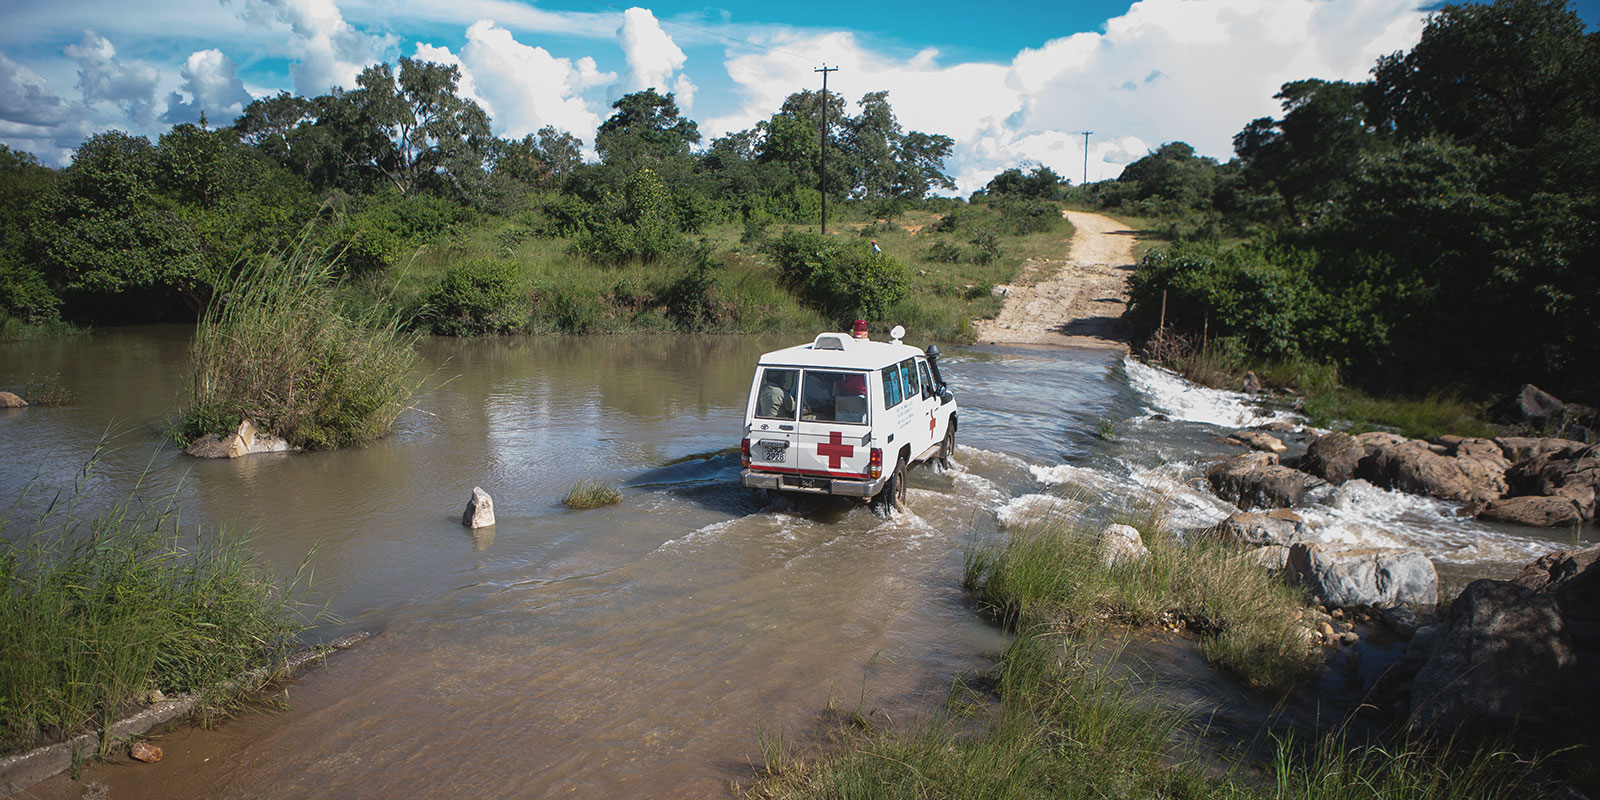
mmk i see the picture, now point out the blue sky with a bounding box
[2,0,1595,192]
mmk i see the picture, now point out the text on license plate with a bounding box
[761,442,787,462]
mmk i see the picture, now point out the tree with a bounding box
[28,131,207,314]
[1372,0,1595,151]
[337,58,494,200]
[595,89,699,171]
[494,126,584,188]
[1234,79,1377,227]
[982,165,1067,200]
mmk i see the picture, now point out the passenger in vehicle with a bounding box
[757,370,796,418]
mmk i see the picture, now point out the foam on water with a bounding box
[1295,480,1557,565]
[1123,357,1299,429]
[996,494,1083,528]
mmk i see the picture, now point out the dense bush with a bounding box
[996,198,1064,234]
[766,231,909,323]
[183,244,420,449]
[422,259,527,335]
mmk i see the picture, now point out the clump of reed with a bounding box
[0,455,316,755]
[182,239,421,450]
[562,479,622,509]
[962,500,1313,693]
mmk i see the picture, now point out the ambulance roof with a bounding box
[755,332,927,370]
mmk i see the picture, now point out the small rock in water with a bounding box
[0,391,27,408]
[1242,371,1262,394]
[1097,523,1149,567]
[129,741,163,763]
[462,486,495,529]
[1317,622,1336,640]
[1339,631,1359,645]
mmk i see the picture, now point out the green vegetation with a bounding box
[0,61,1067,346]
[562,479,622,509]
[1075,0,1599,407]
[181,242,421,449]
[754,501,1544,799]
[0,456,315,755]
[964,503,1312,693]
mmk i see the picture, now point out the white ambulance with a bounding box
[739,325,957,511]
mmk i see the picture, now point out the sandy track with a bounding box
[970,210,1137,350]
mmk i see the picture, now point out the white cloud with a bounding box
[413,41,489,117]
[64,30,160,123]
[707,0,1427,194]
[454,19,614,141]
[162,48,254,124]
[617,7,694,111]
[235,0,395,95]
[0,50,73,127]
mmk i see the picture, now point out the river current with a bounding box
[1,327,1589,798]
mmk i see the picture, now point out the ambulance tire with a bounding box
[874,461,907,515]
[937,425,956,471]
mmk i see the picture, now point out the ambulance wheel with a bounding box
[874,461,907,514]
[937,426,956,470]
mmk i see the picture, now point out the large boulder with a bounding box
[1352,432,1506,505]
[184,419,291,459]
[1409,581,1585,743]
[1407,544,1599,750]
[0,391,27,408]
[1479,495,1585,528]
[1284,543,1438,608]
[1208,509,1311,547]
[1224,430,1287,454]
[1496,436,1589,463]
[1503,443,1599,522]
[1490,383,1566,426]
[1206,452,1327,510]
[1302,431,1365,484]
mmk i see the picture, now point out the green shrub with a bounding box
[997,198,1063,234]
[182,242,421,450]
[422,259,527,335]
[969,230,1002,265]
[926,240,963,263]
[766,231,909,323]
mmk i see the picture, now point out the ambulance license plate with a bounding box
[761,441,788,462]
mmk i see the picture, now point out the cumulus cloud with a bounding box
[708,0,1427,194]
[161,49,255,125]
[617,7,694,111]
[454,19,613,141]
[234,0,395,95]
[65,30,160,124]
[0,51,73,127]
[414,41,490,116]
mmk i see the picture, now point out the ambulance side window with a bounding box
[898,360,918,401]
[755,368,797,420]
[917,360,934,399]
[880,366,903,408]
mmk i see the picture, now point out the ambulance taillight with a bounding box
[741,438,751,468]
[869,447,883,479]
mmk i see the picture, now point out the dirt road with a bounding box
[971,210,1137,350]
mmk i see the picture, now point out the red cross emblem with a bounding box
[817,430,854,469]
[929,411,937,434]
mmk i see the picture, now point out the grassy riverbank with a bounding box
[752,508,1545,799]
[0,457,316,756]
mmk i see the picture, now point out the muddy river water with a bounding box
[2,327,1590,798]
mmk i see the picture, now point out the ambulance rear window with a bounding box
[800,370,868,424]
[755,368,797,420]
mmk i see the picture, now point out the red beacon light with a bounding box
[851,319,869,340]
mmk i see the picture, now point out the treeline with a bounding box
[1079,0,1599,403]
[0,56,975,331]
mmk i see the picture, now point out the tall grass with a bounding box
[183,240,421,449]
[0,454,316,755]
[752,629,1209,800]
[963,503,1313,693]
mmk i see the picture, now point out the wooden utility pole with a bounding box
[815,64,837,234]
